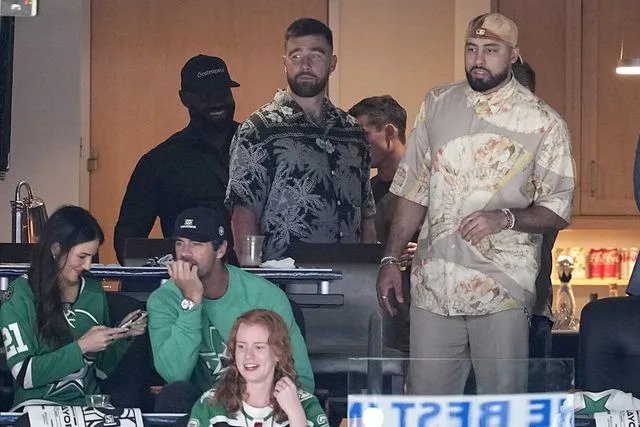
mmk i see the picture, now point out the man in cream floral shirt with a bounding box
[376,13,575,394]
[227,18,376,260]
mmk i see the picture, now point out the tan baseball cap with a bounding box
[466,13,518,48]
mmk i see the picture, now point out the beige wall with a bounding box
[329,0,490,124]
[0,0,88,243]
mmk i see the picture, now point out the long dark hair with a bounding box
[27,205,104,348]
[213,309,301,423]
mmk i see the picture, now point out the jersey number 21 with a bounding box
[2,323,29,358]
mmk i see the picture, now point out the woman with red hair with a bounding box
[188,309,328,427]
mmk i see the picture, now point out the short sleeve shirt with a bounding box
[226,90,376,260]
[391,78,575,316]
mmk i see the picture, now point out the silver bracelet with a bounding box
[379,256,401,268]
[501,208,515,230]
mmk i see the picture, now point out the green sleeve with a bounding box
[147,287,204,383]
[301,392,330,427]
[188,391,214,427]
[96,295,131,376]
[272,294,315,392]
[0,292,85,390]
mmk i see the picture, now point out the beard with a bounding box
[287,72,328,98]
[466,66,510,93]
[190,104,235,132]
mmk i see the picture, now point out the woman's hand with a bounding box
[77,325,128,354]
[118,309,148,339]
[273,376,306,427]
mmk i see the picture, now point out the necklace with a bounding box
[241,402,275,427]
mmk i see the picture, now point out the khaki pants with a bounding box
[408,305,529,395]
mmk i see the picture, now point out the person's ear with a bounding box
[510,47,520,65]
[215,241,228,259]
[329,55,337,73]
[50,242,61,260]
[179,90,190,109]
[384,124,397,147]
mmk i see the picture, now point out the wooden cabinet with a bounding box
[495,0,640,220]
[581,0,640,215]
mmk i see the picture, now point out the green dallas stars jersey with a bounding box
[0,276,130,408]
[187,388,329,427]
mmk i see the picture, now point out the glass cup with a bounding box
[85,394,111,408]
[239,235,265,267]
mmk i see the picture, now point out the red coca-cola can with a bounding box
[603,247,620,278]
[589,248,603,279]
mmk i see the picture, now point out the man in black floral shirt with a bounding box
[226,18,376,261]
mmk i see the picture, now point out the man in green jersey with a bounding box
[147,206,313,412]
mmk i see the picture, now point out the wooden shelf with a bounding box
[567,216,640,230]
[552,278,629,287]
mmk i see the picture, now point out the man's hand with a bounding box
[168,260,204,304]
[459,210,508,245]
[376,264,404,316]
[399,242,417,269]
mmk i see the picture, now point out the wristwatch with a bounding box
[180,298,196,311]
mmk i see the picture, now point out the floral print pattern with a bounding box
[392,78,575,316]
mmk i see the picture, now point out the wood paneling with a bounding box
[90,0,327,263]
[495,0,582,216]
[581,0,640,215]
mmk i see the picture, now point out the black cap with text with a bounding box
[180,54,240,93]
[173,207,229,243]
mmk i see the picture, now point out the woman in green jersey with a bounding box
[188,309,328,427]
[0,205,147,410]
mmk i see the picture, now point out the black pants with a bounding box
[153,381,201,414]
[529,314,553,358]
[100,293,152,410]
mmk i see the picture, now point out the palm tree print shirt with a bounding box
[226,90,376,260]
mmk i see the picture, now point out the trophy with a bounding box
[553,254,578,330]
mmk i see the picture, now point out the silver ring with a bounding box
[381,296,388,299]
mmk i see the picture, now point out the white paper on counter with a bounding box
[260,257,296,269]
[595,410,640,427]
[27,405,144,427]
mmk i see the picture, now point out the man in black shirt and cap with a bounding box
[114,54,240,264]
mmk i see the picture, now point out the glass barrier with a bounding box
[346,357,577,427]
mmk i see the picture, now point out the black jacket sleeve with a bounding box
[114,154,160,264]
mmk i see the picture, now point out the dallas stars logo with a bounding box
[576,394,611,417]
[200,326,230,381]
[46,360,94,397]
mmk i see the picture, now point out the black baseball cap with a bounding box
[180,54,240,93]
[173,207,229,243]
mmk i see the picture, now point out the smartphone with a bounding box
[119,311,147,329]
